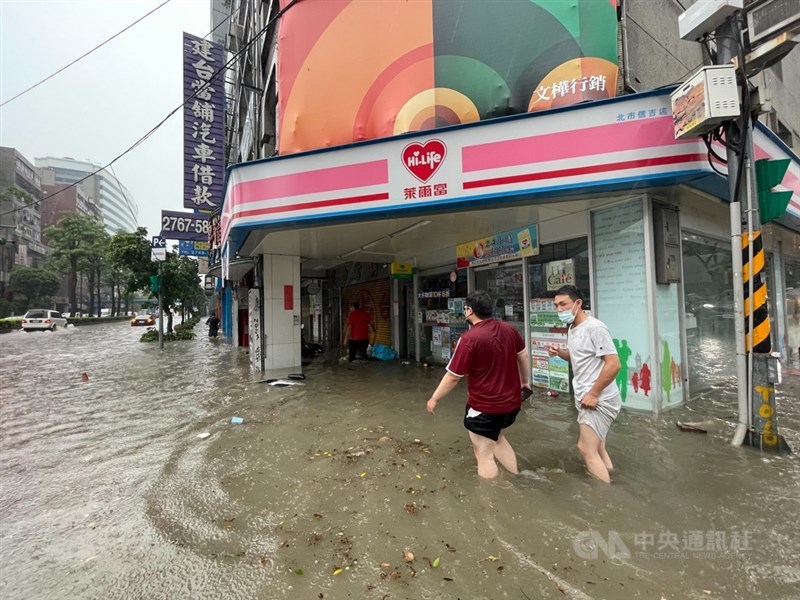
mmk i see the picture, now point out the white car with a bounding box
[21,309,68,332]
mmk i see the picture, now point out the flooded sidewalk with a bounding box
[1,325,798,599]
[148,355,800,599]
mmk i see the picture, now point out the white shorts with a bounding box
[577,401,620,440]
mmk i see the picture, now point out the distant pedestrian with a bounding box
[547,285,621,483]
[426,290,531,479]
[206,312,220,338]
[343,301,376,361]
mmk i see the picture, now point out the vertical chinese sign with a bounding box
[184,32,225,210]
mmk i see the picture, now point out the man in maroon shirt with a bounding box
[427,290,531,478]
[343,301,376,361]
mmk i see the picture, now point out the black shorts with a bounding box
[463,404,520,441]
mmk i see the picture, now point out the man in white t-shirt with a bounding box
[547,285,621,483]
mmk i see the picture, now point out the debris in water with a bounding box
[332,568,343,576]
[676,422,707,433]
[81,372,89,382]
[231,416,244,424]
[268,379,305,386]
[402,550,415,562]
[287,373,306,380]
[379,436,391,443]
[197,432,211,439]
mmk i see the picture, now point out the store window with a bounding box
[785,258,800,361]
[528,238,590,391]
[418,269,468,364]
[681,231,736,394]
[474,263,525,336]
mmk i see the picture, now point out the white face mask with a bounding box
[557,305,576,325]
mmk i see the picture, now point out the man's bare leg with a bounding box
[577,424,611,483]
[493,432,518,474]
[599,437,613,471]
[468,432,499,479]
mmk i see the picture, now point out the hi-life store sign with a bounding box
[220,89,800,250]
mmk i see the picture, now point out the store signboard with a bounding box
[220,90,799,251]
[178,240,209,257]
[546,259,575,290]
[456,225,539,268]
[183,32,225,209]
[161,210,210,241]
[391,261,414,278]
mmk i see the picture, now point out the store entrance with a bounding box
[473,262,525,338]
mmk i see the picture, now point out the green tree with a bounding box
[84,229,110,317]
[45,213,107,316]
[8,266,61,310]
[108,227,153,296]
[160,251,204,331]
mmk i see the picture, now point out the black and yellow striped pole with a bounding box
[741,230,770,354]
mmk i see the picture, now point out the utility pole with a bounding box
[710,13,788,451]
[677,0,793,451]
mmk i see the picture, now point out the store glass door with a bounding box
[473,262,525,338]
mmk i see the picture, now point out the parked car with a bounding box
[131,313,156,327]
[21,309,68,332]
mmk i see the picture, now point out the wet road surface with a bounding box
[1,323,799,599]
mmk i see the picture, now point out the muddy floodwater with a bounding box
[1,323,799,600]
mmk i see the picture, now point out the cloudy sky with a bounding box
[0,0,212,238]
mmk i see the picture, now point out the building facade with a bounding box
[35,156,138,235]
[0,147,48,297]
[214,0,800,413]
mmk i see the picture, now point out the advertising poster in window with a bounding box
[530,297,569,391]
[592,200,653,411]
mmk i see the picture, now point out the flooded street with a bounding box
[1,323,799,600]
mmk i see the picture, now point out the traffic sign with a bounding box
[151,247,167,262]
[151,236,166,248]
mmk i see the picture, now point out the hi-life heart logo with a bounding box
[401,139,447,183]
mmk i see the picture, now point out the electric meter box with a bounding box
[670,65,740,139]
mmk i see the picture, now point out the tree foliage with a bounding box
[44,213,107,315]
[108,227,153,295]
[8,266,61,310]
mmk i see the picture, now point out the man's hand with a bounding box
[547,344,565,360]
[426,398,438,414]
[580,391,599,409]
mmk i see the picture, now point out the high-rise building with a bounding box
[34,156,138,234]
[0,147,47,295]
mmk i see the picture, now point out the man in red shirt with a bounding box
[427,290,531,478]
[343,301,376,361]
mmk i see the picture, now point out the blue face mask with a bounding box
[557,306,576,325]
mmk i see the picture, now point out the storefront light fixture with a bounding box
[338,220,432,259]
[390,220,431,238]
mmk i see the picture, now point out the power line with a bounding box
[0,0,173,108]
[1,0,297,221]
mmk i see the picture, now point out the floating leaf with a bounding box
[360,472,366,478]
[487,555,500,562]
[402,550,415,562]
[415,474,422,479]
[379,562,391,569]
[332,568,343,576]
[432,556,440,568]
[294,568,304,575]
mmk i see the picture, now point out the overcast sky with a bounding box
[0,0,211,238]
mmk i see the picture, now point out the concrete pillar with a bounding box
[262,254,302,376]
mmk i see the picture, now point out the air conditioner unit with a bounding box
[670,66,741,139]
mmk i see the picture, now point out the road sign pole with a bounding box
[158,260,164,351]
